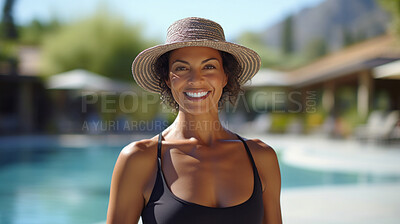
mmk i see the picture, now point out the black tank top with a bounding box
[141,133,264,224]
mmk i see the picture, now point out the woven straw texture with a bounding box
[132,17,261,93]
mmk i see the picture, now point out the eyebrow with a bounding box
[201,58,219,64]
[171,59,189,65]
[171,58,220,65]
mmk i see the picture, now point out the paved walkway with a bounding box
[282,183,400,224]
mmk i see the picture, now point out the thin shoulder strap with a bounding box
[236,134,258,171]
[236,134,263,193]
[157,132,163,169]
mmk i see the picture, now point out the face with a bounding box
[166,46,227,115]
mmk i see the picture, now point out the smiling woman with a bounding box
[107,17,282,224]
[155,48,242,110]
[165,47,227,114]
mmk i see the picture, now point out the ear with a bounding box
[223,73,228,87]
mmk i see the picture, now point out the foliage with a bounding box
[236,31,283,68]
[269,113,291,133]
[281,15,294,55]
[302,38,328,63]
[18,18,61,45]
[342,28,356,47]
[0,0,18,40]
[236,26,328,70]
[0,0,18,74]
[379,0,400,39]
[333,86,365,136]
[40,9,156,81]
[278,37,328,70]
[374,90,391,110]
[269,112,304,133]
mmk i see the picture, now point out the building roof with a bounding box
[287,34,400,87]
[244,69,290,87]
[246,34,400,88]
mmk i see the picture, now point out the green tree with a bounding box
[304,38,328,61]
[379,0,400,39]
[281,15,294,55]
[237,30,311,70]
[236,31,283,68]
[0,0,18,75]
[342,28,355,47]
[19,18,61,45]
[40,10,155,81]
[1,0,18,39]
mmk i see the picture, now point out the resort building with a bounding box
[246,34,400,138]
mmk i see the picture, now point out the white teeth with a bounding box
[185,91,208,98]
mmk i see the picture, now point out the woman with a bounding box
[107,17,282,224]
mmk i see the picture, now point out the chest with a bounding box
[161,145,255,208]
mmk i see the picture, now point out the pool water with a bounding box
[0,145,120,224]
[0,142,398,224]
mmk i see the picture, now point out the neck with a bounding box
[164,109,232,145]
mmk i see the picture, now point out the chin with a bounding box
[179,103,219,115]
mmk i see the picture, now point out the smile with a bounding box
[184,91,211,100]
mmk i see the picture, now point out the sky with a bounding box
[1,0,325,41]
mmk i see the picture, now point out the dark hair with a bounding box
[154,50,243,110]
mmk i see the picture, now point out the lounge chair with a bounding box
[354,110,399,142]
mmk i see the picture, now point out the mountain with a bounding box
[260,0,390,53]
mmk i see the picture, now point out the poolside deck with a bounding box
[282,183,400,224]
[247,133,400,224]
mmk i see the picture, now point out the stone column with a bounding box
[357,71,372,119]
[323,81,335,114]
[18,81,34,133]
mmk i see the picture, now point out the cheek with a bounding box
[169,74,183,90]
[168,74,186,100]
[168,72,182,88]
[211,74,227,92]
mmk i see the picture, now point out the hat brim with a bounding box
[132,40,261,93]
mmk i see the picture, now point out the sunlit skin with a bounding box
[165,47,229,143]
[107,47,282,224]
[167,46,227,117]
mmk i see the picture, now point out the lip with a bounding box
[184,90,211,101]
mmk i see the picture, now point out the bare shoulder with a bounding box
[242,138,281,191]
[120,137,158,159]
[244,138,278,162]
[111,135,160,188]
[107,136,159,223]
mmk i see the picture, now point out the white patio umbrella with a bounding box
[46,69,132,92]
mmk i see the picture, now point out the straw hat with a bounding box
[132,17,261,93]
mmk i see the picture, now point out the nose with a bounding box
[187,68,203,85]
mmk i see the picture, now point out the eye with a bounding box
[204,64,216,70]
[175,66,188,71]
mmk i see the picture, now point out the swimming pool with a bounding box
[0,135,399,224]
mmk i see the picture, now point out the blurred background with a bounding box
[0,0,399,223]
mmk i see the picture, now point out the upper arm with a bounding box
[106,141,156,224]
[249,139,282,224]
